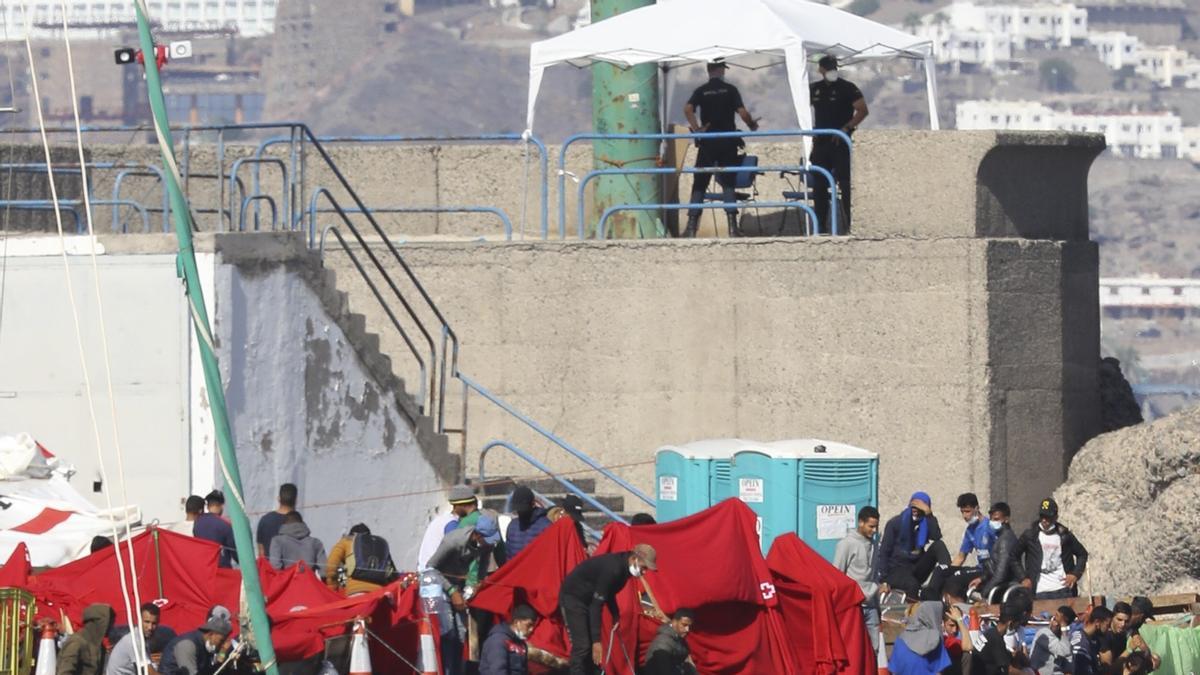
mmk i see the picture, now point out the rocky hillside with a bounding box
[1055,404,1200,596]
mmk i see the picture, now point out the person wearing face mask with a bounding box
[558,543,659,675]
[479,604,538,675]
[973,604,1033,674]
[157,616,233,675]
[1017,498,1088,600]
[808,54,867,235]
[878,491,948,599]
[681,58,760,238]
[965,502,1025,604]
[929,493,997,601]
[505,486,552,560]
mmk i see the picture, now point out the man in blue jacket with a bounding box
[505,486,552,559]
[479,604,537,675]
[878,491,949,599]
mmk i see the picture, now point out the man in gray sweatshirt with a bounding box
[1030,605,1076,674]
[834,505,882,649]
[268,511,327,578]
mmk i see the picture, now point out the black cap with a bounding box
[818,54,839,70]
[708,58,728,69]
[511,486,535,511]
[1038,498,1058,519]
[561,495,585,521]
[205,490,225,505]
[512,604,537,622]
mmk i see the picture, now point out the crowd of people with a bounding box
[834,491,1164,674]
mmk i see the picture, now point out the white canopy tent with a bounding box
[526,0,940,133]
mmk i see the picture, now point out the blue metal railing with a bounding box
[600,201,821,239]
[558,128,852,238]
[577,164,838,238]
[0,198,151,233]
[0,161,169,232]
[308,198,514,243]
[253,133,549,238]
[480,440,630,526]
[461,373,655,508]
[229,157,288,231]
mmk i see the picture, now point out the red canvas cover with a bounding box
[472,517,587,665]
[30,527,229,633]
[593,499,795,675]
[0,542,31,588]
[766,533,876,675]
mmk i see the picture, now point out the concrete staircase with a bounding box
[479,476,635,533]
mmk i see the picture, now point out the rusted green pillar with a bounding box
[590,0,661,239]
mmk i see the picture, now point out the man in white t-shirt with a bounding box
[1017,498,1089,600]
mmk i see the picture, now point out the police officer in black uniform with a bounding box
[682,59,759,238]
[809,54,868,234]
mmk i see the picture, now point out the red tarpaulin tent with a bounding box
[472,517,588,667]
[0,542,31,588]
[766,533,877,675]
[594,499,796,675]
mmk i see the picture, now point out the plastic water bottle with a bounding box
[419,570,452,634]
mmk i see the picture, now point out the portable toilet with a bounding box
[654,439,752,523]
[728,443,800,553]
[770,439,879,561]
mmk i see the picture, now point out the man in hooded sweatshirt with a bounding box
[878,491,949,599]
[479,604,538,675]
[505,486,552,560]
[56,603,114,675]
[268,510,327,577]
[641,608,697,675]
[158,616,233,675]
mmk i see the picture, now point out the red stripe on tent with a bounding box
[37,442,56,459]
[12,508,73,534]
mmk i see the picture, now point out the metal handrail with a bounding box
[238,195,278,232]
[479,439,631,525]
[229,157,288,231]
[94,199,152,233]
[309,187,440,416]
[253,133,550,238]
[319,224,428,416]
[112,168,169,232]
[461,373,654,508]
[308,201,514,241]
[558,128,852,238]
[599,201,821,239]
[577,164,839,238]
[0,201,82,230]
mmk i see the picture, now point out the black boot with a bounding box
[683,213,700,238]
[726,212,740,237]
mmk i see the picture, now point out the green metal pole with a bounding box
[590,0,661,239]
[131,6,280,674]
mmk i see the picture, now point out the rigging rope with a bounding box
[0,9,21,353]
[55,2,148,670]
[18,0,139,660]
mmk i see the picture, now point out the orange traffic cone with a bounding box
[348,619,372,675]
[416,617,439,675]
[34,624,57,675]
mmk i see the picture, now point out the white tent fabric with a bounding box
[527,0,939,132]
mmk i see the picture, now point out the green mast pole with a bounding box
[590,0,661,239]
[131,5,280,674]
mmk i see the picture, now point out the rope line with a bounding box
[56,3,149,669]
[363,624,422,674]
[18,0,139,649]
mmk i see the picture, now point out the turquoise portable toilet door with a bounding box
[730,449,799,554]
[784,440,879,562]
[654,448,708,523]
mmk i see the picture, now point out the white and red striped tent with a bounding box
[0,433,140,568]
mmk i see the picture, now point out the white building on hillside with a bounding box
[956,100,1188,159]
[1184,127,1200,162]
[1135,45,1200,88]
[929,1,1087,51]
[1089,31,1141,70]
[916,22,1016,72]
[2,0,278,37]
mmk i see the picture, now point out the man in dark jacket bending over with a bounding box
[558,543,658,675]
[966,502,1026,604]
[642,608,696,675]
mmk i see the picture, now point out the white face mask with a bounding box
[629,564,643,578]
[823,70,839,83]
[988,520,1003,532]
[205,640,218,654]
[968,513,980,525]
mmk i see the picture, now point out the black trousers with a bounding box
[688,141,740,219]
[560,597,597,675]
[927,565,984,601]
[809,137,852,234]
[885,540,950,598]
